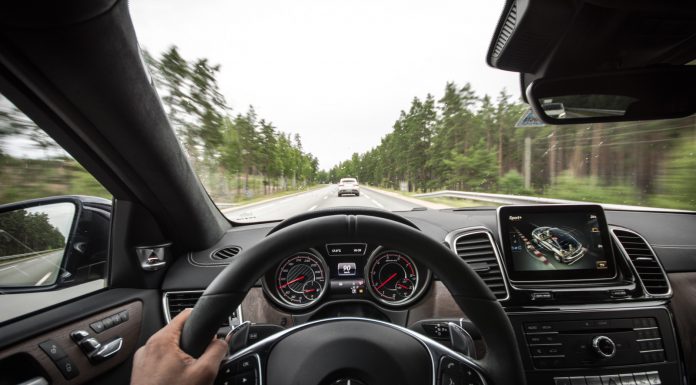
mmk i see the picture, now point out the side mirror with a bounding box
[527,66,696,124]
[0,196,111,292]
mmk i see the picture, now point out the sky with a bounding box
[129,0,521,170]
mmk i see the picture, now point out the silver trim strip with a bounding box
[639,349,664,354]
[636,338,661,342]
[507,305,670,316]
[223,316,489,385]
[444,227,511,301]
[610,226,673,299]
[162,290,243,325]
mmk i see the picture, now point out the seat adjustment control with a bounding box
[79,338,102,355]
[90,337,124,363]
[70,328,123,363]
[70,330,90,343]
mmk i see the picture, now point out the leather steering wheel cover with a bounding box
[180,214,525,385]
[266,206,419,235]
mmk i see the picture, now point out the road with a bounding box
[0,250,63,287]
[223,185,425,222]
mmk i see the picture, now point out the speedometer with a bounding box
[275,252,328,308]
[367,250,419,305]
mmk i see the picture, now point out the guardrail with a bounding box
[0,249,62,266]
[413,190,690,212]
[413,190,573,205]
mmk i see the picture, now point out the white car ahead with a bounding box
[338,178,360,197]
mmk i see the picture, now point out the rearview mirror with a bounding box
[0,196,110,292]
[527,67,696,124]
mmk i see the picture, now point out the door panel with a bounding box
[0,289,162,385]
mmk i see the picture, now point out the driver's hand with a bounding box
[131,308,228,385]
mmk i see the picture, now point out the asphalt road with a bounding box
[0,250,63,287]
[223,185,422,222]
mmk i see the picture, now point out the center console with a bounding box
[495,205,680,385]
[508,307,679,384]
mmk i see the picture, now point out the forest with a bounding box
[0,47,321,204]
[144,47,320,202]
[1,46,695,210]
[327,82,696,210]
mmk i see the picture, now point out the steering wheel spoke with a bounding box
[424,341,488,385]
[215,317,490,385]
[217,350,267,385]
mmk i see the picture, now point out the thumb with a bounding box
[196,338,228,371]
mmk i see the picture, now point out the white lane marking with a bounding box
[308,205,318,211]
[254,203,276,211]
[36,272,52,286]
[0,265,16,272]
[371,199,384,208]
[362,193,370,199]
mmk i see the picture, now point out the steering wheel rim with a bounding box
[181,213,526,385]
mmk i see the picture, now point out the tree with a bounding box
[0,209,65,256]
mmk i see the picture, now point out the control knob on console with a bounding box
[592,335,616,359]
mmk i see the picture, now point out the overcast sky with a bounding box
[129,0,520,170]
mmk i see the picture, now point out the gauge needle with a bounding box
[304,288,317,293]
[396,283,409,289]
[375,272,398,290]
[278,275,305,289]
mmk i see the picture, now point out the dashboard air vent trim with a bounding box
[162,290,243,325]
[446,227,510,301]
[611,227,671,298]
[211,246,242,261]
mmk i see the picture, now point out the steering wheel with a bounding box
[180,210,526,385]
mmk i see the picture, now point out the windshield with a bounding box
[129,1,696,223]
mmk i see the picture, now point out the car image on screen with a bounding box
[531,226,587,265]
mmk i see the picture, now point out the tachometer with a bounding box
[367,250,419,305]
[275,252,328,308]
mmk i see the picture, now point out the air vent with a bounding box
[164,291,239,325]
[613,229,670,296]
[164,291,203,321]
[211,246,241,260]
[453,232,509,300]
[492,2,517,57]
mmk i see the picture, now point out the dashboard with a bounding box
[162,205,696,385]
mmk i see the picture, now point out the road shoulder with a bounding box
[361,186,451,210]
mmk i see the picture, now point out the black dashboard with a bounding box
[162,205,696,385]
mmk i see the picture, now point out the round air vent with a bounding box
[211,246,241,261]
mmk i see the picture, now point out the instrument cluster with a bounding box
[261,243,431,310]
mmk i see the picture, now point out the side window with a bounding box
[0,93,111,322]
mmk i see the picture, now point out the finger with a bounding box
[196,338,228,370]
[168,308,193,331]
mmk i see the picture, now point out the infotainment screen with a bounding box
[498,204,616,282]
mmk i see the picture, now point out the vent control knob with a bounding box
[592,335,616,359]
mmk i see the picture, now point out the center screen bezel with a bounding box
[497,204,617,283]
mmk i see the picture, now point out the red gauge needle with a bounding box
[375,272,398,290]
[396,283,410,289]
[304,289,317,293]
[278,275,305,289]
